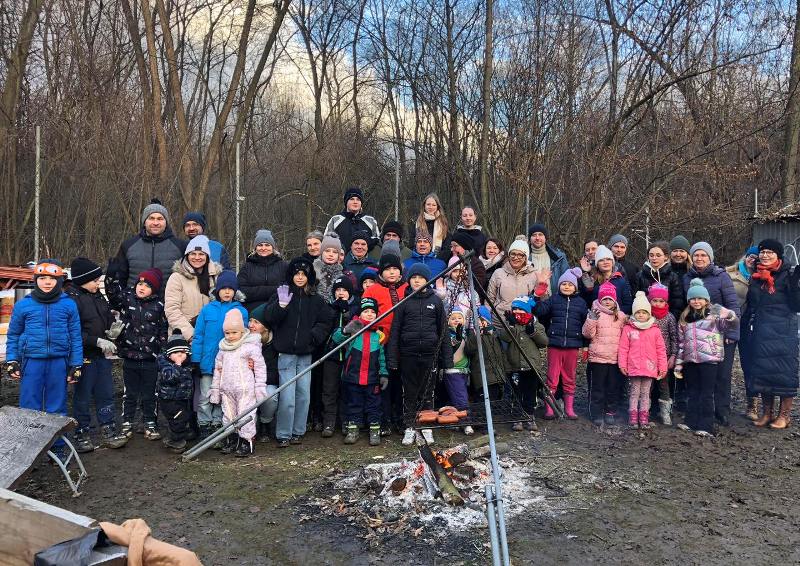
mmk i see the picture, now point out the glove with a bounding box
[580,348,589,362]
[505,310,517,326]
[255,385,268,404]
[332,298,350,312]
[376,329,386,344]
[277,285,293,307]
[587,308,600,321]
[106,319,125,340]
[718,306,734,321]
[455,324,464,342]
[208,388,221,405]
[96,337,118,355]
[343,318,366,336]
[380,376,389,390]
[67,366,82,384]
[534,281,549,297]
[5,361,20,380]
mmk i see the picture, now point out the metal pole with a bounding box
[645,206,650,250]
[235,142,241,269]
[525,192,530,235]
[466,257,510,566]
[485,485,501,566]
[183,253,475,461]
[754,188,759,216]
[34,125,41,263]
[394,143,400,221]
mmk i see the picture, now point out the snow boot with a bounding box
[564,395,578,420]
[658,399,673,426]
[754,395,775,427]
[235,438,253,457]
[73,429,95,453]
[769,397,793,429]
[628,410,639,429]
[369,425,381,446]
[543,402,556,420]
[344,424,359,445]
[100,425,129,449]
[162,437,187,454]
[220,435,238,455]
[639,410,652,429]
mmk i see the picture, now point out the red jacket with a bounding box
[363,279,409,339]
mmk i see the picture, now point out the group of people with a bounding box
[4,188,799,461]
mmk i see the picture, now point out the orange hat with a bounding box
[34,261,65,278]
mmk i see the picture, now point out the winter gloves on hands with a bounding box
[208,387,221,405]
[709,304,736,321]
[106,320,125,340]
[67,366,82,384]
[5,361,20,380]
[343,318,366,336]
[277,285,293,308]
[96,337,118,355]
[380,376,389,390]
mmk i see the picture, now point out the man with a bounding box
[324,187,380,250]
[183,212,231,270]
[608,234,638,293]
[403,231,447,277]
[527,222,568,297]
[342,230,378,281]
[369,221,412,262]
[456,206,488,255]
[113,199,186,289]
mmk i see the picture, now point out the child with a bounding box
[192,270,248,439]
[498,296,548,430]
[248,305,280,442]
[465,306,506,403]
[156,330,195,453]
[618,292,668,429]
[445,307,473,435]
[66,257,129,452]
[332,297,388,445]
[5,260,83,461]
[582,281,627,425]
[105,267,168,439]
[209,309,268,456]
[443,256,479,326]
[534,267,589,419]
[648,283,678,425]
[263,257,333,447]
[314,232,345,302]
[387,263,453,446]
[675,279,736,437]
[359,267,379,295]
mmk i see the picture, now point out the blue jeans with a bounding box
[197,374,222,426]
[73,356,115,431]
[259,384,279,424]
[20,357,68,448]
[276,353,312,440]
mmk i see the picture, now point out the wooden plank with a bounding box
[0,406,76,489]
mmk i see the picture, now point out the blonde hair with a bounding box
[416,193,450,237]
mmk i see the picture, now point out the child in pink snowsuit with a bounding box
[209,309,267,457]
[618,291,667,429]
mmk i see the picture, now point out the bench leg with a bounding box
[47,436,88,497]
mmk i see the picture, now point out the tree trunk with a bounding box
[781,0,800,205]
[140,0,170,192]
[478,0,493,217]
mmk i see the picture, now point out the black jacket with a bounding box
[156,354,194,401]
[66,285,113,358]
[618,257,640,293]
[636,262,686,320]
[326,299,358,361]
[115,227,186,289]
[105,277,167,361]
[263,287,334,355]
[386,286,452,369]
[237,253,289,312]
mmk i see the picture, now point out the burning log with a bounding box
[470,442,510,459]
[418,443,465,506]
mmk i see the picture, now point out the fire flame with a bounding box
[435,452,454,471]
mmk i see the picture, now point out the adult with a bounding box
[411,193,451,260]
[182,212,231,270]
[487,238,539,325]
[743,239,800,430]
[583,240,599,264]
[681,241,741,426]
[608,234,639,293]
[669,235,692,279]
[578,245,633,314]
[635,241,686,320]
[324,187,380,250]
[480,238,505,281]
[114,199,186,288]
[527,222,569,298]
[456,206,488,255]
[727,246,759,419]
[403,231,447,277]
[303,231,324,263]
[237,230,288,312]
[369,221,412,262]
[342,229,378,281]
[451,231,487,297]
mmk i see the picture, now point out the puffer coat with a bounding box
[6,294,83,366]
[682,265,741,341]
[386,285,452,369]
[164,259,224,340]
[618,321,668,378]
[487,261,540,324]
[677,308,737,366]
[533,292,589,349]
[237,253,288,312]
[582,300,627,364]
[636,262,686,320]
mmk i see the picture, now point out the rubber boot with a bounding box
[769,397,793,429]
[563,395,578,420]
[100,425,129,449]
[73,429,95,453]
[659,399,673,426]
[754,395,775,427]
[639,410,651,429]
[628,410,639,429]
[344,424,359,445]
[369,424,381,446]
[235,438,253,457]
[745,396,761,421]
[543,401,556,420]
[220,435,238,455]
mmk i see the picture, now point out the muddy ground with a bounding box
[3,365,800,565]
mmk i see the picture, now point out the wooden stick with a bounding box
[418,444,464,506]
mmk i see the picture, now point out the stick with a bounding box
[417,443,464,506]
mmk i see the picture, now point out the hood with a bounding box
[592,298,619,316]
[455,224,483,233]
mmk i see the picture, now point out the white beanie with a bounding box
[631,291,651,316]
[594,245,614,263]
[508,237,530,257]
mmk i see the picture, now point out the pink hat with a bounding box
[448,255,460,267]
[223,309,245,332]
[598,281,617,302]
[647,283,669,302]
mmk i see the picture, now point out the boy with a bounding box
[359,267,379,295]
[445,307,473,435]
[66,257,128,452]
[157,330,196,453]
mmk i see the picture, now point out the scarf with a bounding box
[422,212,444,251]
[514,311,533,326]
[630,316,655,330]
[480,251,505,271]
[651,304,669,320]
[219,329,251,351]
[751,260,781,294]
[32,282,63,304]
[529,245,550,272]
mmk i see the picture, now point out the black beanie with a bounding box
[331,274,355,296]
[379,240,403,273]
[70,257,103,286]
[286,257,316,286]
[382,221,404,241]
[165,329,190,355]
[344,187,364,206]
[451,230,475,252]
[528,223,548,238]
[758,238,784,260]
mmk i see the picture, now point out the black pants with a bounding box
[714,342,736,420]
[400,355,435,427]
[343,382,382,426]
[160,399,194,441]
[510,371,537,415]
[382,368,404,429]
[321,359,342,429]
[122,359,158,424]
[310,350,325,425]
[587,362,620,418]
[684,362,716,433]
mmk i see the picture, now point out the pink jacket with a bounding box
[618,320,668,379]
[582,300,627,364]
[209,332,268,403]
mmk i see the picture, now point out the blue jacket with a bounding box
[403,251,447,278]
[209,239,231,270]
[6,294,83,366]
[534,292,589,349]
[191,298,249,374]
[682,264,741,341]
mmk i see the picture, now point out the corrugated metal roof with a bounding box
[752,222,800,266]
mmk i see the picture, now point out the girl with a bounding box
[209,309,267,457]
[582,281,627,425]
[579,245,633,314]
[314,232,345,302]
[636,241,686,320]
[674,279,736,437]
[618,292,668,429]
[443,256,480,327]
[445,307,473,435]
[648,283,678,425]
[412,193,451,259]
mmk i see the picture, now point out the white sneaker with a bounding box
[695,430,714,438]
[401,428,416,446]
[421,428,434,444]
[463,425,474,435]
[676,423,692,432]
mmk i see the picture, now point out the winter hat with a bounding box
[306,230,324,243]
[141,198,170,227]
[137,268,163,292]
[594,245,614,263]
[508,237,530,257]
[745,245,759,257]
[558,267,583,288]
[185,235,211,258]
[598,281,617,303]
[253,229,276,249]
[182,212,207,230]
[449,306,467,322]
[406,263,432,282]
[359,267,379,286]
[165,329,190,355]
[223,308,245,332]
[359,297,378,315]
[477,306,492,323]
[214,270,239,296]
[351,230,371,246]
[382,221,404,241]
[670,235,691,252]
[608,234,628,247]
[379,240,403,272]
[415,230,433,245]
[527,223,548,238]
[511,295,535,314]
[70,257,103,286]
[451,230,475,252]
[331,275,355,297]
[344,187,364,206]
[689,241,714,263]
[34,260,65,279]
[250,303,267,324]
[631,291,651,315]
[686,278,710,301]
[286,257,316,286]
[647,283,669,302]
[321,232,343,254]
[758,238,784,260]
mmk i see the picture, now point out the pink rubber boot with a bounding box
[564,395,578,420]
[629,410,639,429]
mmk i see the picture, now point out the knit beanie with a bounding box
[141,198,169,227]
[185,235,211,258]
[745,245,759,257]
[344,187,364,206]
[379,240,403,273]
[321,232,343,254]
[508,237,530,257]
[137,268,163,292]
[527,223,548,238]
[382,221,404,241]
[223,308,245,332]
[406,263,432,282]
[670,235,691,252]
[689,241,714,263]
[451,230,475,252]
[415,230,433,245]
[598,281,617,303]
[686,278,710,301]
[70,257,103,286]
[331,275,355,297]
[594,245,614,263]
[359,297,378,315]
[511,295,535,314]
[253,229,276,249]
[182,212,207,230]
[359,267,379,286]
[351,230,371,246]
[165,329,190,355]
[214,270,239,295]
[558,267,582,288]
[647,283,669,302]
[477,305,492,323]
[758,238,784,260]
[286,257,316,286]
[449,306,467,322]
[631,291,651,315]
[608,234,628,247]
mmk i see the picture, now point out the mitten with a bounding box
[332,298,350,312]
[277,285,293,307]
[343,318,366,336]
[380,376,389,390]
[587,308,600,321]
[106,319,125,340]
[534,281,549,297]
[5,360,20,379]
[67,366,82,384]
[96,337,118,355]
[709,304,723,318]
[505,310,517,326]
[255,385,268,404]
[208,388,221,405]
[455,324,464,342]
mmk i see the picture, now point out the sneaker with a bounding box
[120,422,134,439]
[695,429,714,438]
[463,425,475,436]
[73,430,95,453]
[290,435,303,445]
[676,423,692,432]
[235,439,253,457]
[511,422,524,432]
[380,426,393,437]
[100,425,129,449]
[162,437,187,453]
[321,426,334,438]
[604,413,616,425]
[277,439,291,448]
[401,428,416,446]
[421,429,434,444]
[344,425,359,445]
[369,425,381,446]
[143,423,161,441]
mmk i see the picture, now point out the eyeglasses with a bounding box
[508,252,526,259]
[34,263,65,277]
[758,250,777,256]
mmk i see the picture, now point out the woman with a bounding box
[481,238,506,281]
[411,193,451,260]
[726,246,759,419]
[487,238,539,325]
[579,244,633,314]
[670,235,692,279]
[742,239,800,429]
[237,229,288,312]
[636,241,686,320]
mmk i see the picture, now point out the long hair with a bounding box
[416,193,450,236]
